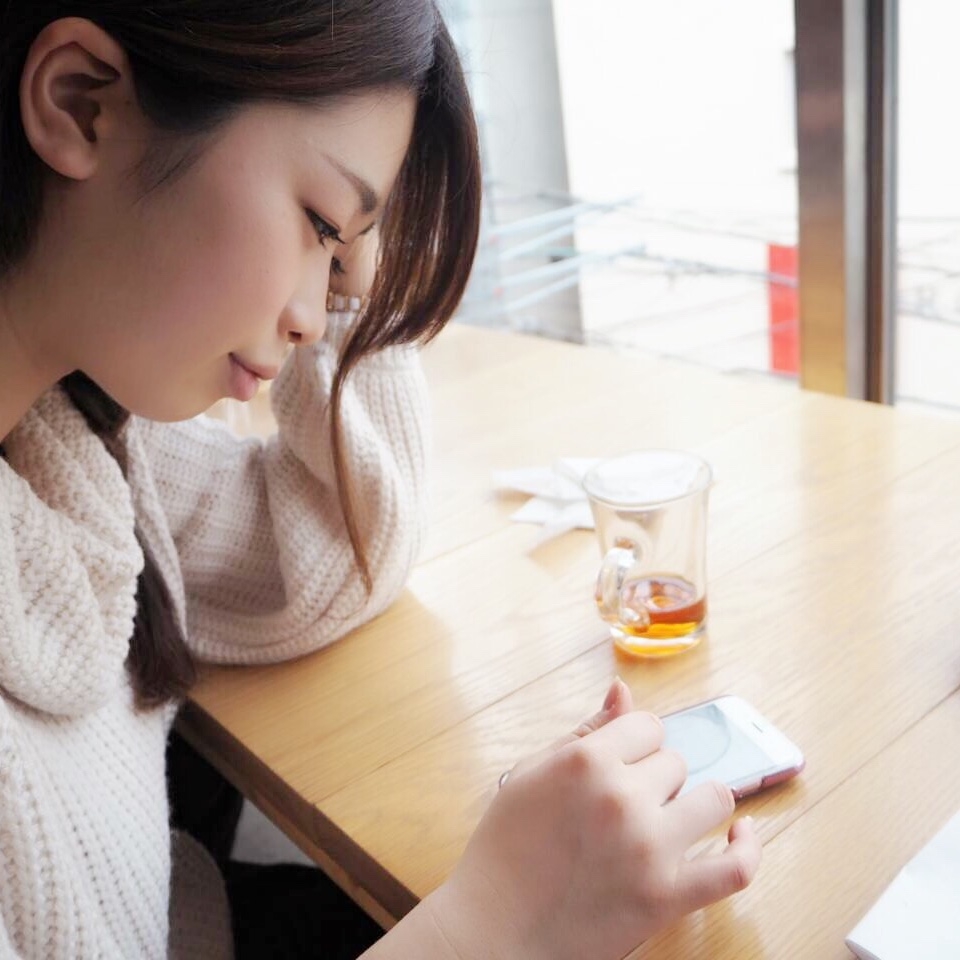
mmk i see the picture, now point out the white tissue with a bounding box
[493,458,598,545]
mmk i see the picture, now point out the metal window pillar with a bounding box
[795,0,898,401]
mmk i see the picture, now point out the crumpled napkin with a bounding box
[493,457,599,545]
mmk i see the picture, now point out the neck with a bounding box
[0,267,69,444]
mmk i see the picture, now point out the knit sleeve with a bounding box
[0,715,41,959]
[0,926,23,958]
[0,888,24,960]
[130,309,430,664]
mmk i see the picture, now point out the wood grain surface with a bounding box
[182,324,960,957]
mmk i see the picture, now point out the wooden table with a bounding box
[180,324,960,959]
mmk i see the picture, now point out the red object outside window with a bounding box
[768,243,798,374]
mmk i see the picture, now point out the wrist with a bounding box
[423,883,500,960]
[424,875,545,960]
[358,887,490,960]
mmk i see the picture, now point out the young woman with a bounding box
[0,2,761,958]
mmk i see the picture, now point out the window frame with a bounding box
[794,0,898,401]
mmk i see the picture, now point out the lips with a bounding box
[228,354,279,402]
[230,356,281,382]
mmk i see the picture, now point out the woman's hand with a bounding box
[428,679,761,960]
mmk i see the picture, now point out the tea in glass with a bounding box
[584,451,712,657]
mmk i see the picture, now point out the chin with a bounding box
[105,388,215,424]
[138,398,216,423]
[76,368,218,423]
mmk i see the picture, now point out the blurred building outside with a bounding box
[444,0,960,418]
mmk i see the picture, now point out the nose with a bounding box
[281,264,329,347]
[282,301,327,347]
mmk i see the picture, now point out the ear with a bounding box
[19,18,136,181]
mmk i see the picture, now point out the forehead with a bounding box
[234,90,416,201]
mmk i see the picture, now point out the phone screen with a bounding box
[662,702,778,795]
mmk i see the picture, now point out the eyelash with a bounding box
[305,209,346,275]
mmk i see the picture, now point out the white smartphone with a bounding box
[661,695,805,800]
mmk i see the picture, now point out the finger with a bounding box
[626,747,688,802]
[664,779,735,847]
[329,231,379,296]
[609,677,634,714]
[503,679,637,784]
[674,817,762,911]
[569,677,634,739]
[582,709,665,764]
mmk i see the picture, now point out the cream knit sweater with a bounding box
[0,308,429,958]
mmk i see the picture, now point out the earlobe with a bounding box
[19,18,130,182]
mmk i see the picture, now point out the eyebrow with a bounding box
[325,154,379,216]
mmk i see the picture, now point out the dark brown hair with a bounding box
[0,1,481,709]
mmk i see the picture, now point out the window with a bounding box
[448,1,800,384]
[895,0,960,416]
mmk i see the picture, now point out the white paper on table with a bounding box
[845,807,960,960]
[493,457,599,545]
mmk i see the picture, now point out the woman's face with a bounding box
[40,89,416,420]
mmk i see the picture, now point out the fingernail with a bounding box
[602,676,622,712]
[743,815,755,827]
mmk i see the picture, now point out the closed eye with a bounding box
[306,209,347,275]
[305,209,343,248]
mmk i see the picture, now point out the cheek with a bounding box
[85,199,300,417]
[159,248,278,349]
[124,172,300,354]
[155,212,293,342]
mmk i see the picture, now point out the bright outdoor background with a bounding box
[441,0,960,417]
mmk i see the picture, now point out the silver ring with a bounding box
[498,770,511,790]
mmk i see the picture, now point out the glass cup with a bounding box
[583,450,713,658]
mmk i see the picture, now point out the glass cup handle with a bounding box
[594,542,649,630]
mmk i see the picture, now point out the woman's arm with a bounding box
[130,305,430,664]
